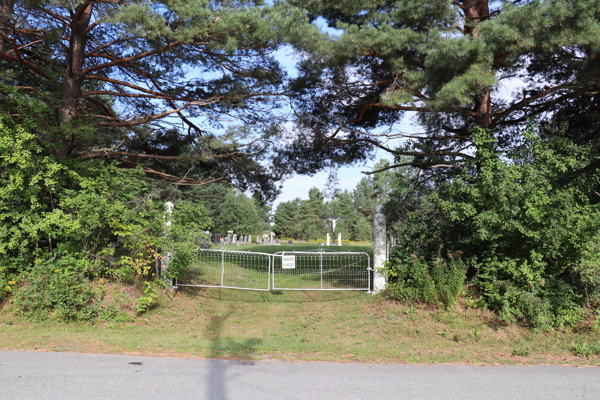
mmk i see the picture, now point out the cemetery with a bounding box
[0,0,599,368]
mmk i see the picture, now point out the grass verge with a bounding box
[1,286,599,365]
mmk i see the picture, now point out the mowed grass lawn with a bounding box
[1,243,599,365]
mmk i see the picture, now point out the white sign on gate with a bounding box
[282,255,296,269]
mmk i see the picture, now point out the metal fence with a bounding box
[176,249,371,292]
[175,249,271,291]
[272,251,371,291]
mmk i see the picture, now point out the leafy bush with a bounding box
[0,265,17,303]
[384,249,465,308]
[571,339,600,357]
[15,253,100,322]
[136,281,159,315]
[385,125,600,329]
[0,120,211,320]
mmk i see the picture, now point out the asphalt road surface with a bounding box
[0,351,599,400]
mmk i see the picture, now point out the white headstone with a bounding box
[326,233,331,246]
[337,232,342,246]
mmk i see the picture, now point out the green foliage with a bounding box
[385,124,599,329]
[0,121,210,319]
[166,200,212,279]
[212,190,265,236]
[571,339,600,358]
[136,281,159,315]
[0,0,325,201]
[384,249,465,308]
[574,233,600,303]
[15,253,100,322]
[0,265,17,303]
[512,346,532,357]
[285,0,600,179]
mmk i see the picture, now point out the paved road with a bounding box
[0,351,598,400]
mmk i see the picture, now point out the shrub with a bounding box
[384,248,466,308]
[385,125,599,328]
[0,121,210,321]
[15,252,100,322]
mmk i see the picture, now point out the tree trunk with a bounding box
[0,0,13,54]
[58,3,94,157]
[462,0,493,128]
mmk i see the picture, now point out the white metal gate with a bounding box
[272,251,371,291]
[176,249,371,291]
[175,249,271,291]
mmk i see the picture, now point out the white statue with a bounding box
[328,217,341,232]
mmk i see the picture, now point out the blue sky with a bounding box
[270,44,411,208]
[269,12,529,209]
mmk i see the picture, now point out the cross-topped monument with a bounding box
[327,217,341,233]
[325,204,345,233]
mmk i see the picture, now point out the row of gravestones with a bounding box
[200,232,344,248]
[204,232,282,247]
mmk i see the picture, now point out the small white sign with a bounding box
[282,255,296,269]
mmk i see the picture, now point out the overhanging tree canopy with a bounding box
[284,0,600,174]
[0,0,318,199]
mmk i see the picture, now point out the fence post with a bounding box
[319,249,323,290]
[162,201,174,287]
[372,204,387,293]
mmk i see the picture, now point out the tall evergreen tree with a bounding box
[300,187,326,240]
[213,190,264,235]
[273,198,304,239]
[284,0,600,175]
[0,0,319,199]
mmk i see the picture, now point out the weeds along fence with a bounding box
[175,249,371,292]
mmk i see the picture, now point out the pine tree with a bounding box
[300,187,326,240]
[285,0,600,175]
[0,0,318,198]
[273,198,304,240]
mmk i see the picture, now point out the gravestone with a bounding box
[275,238,280,245]
[249,235,253,244]
[288,240,292,245]
[326,233,331,246]
[263,234,269,244]
[270,232,275,245]
[232,234,237,245]
[256,236,261,244]
[337,233,342,246]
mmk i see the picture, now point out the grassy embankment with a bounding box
[1,243,599,365]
